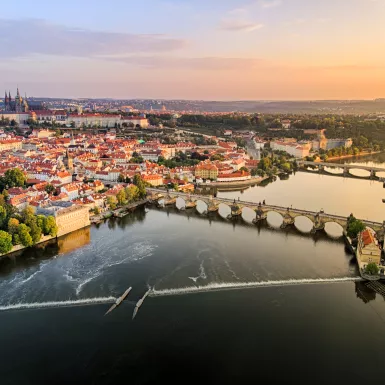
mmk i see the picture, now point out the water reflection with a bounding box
[0,227,91,277]
[355,281,377,304]
[218,167,385,222]
[152,205,346,244]
[57,228,91,254]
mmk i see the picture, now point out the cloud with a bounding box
[219,18,264,32]
[107,56,264,71]
[0,18,187,60]
[227,8,248,15]
[259,0,282,8]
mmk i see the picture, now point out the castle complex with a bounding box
[3,88,44,113]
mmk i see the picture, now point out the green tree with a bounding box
[18,224,33,247]
[45,184,55,195]
[116,189,126,206]
[28,221,42,244]
[0,230,13,254]
[239,167,249,173]
[107,196,117,210]
[346,218,365,239]
[37,215,47,233]
[210,154,225,161]
[258,157,271,171]
[94,206,100,215]
[21,206,35,223]
[0,168,26,192]
[44,216,58,237]
[0,206,7,228]
[8,217,19,235]
[133,175,146,198]
[281,162,292,172]
[365,262,379,276]
[125,185,139,202]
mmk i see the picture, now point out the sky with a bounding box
[1,0,385,100]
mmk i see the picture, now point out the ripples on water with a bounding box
[0,233,156,307]
[0,202,359,310]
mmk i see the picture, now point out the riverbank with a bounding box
[0,234,57,259]
[91,199,148,224]
[198,176,268,188]
[327,151,382,162]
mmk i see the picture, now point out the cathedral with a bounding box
[4,88,29,113]
[3,88,44,113]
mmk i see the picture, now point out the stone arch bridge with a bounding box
[148,188,385,240]
[297,161,385,179]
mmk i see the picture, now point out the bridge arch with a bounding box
[324,221,344,238]
[293,215,314,233]
[175,196,186,210]
[347,168,371,178]
[266,210,284,228]
[218,203,231,219]
[323,166,345,175]
[196,199,208,215]
[241,206,256,224]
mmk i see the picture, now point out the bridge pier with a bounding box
[371,169,376,178]
[253,205,267,224]
[311,223,325,234]
[281,209,295,229]
[343,167,349,176]
[311,214,325,234]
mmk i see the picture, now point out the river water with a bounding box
[1,154,385,384]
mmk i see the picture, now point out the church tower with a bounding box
[65,149,74,172]
[4,91,9,111]
[15,88,22,113]
[8,91,12,112]
[23,93,29,112]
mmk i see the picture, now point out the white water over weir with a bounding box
[151,277,363,297]
[0,296,116,312]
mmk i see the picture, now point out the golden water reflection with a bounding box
[57,227,91,255]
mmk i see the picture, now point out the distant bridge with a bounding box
[297,161,385,178]
[147,188,385,239]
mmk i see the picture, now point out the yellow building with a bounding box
[143,174,164,186]
[0,139,22,152]
[195,163,219,180]
[54,205,91,237]
[357,228,381,265]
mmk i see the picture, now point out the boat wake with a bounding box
[151,277,362,297]
[0,296,116,312]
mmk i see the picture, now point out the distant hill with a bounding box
[22,98,385,115]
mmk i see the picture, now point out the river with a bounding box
[1,154,385,384]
